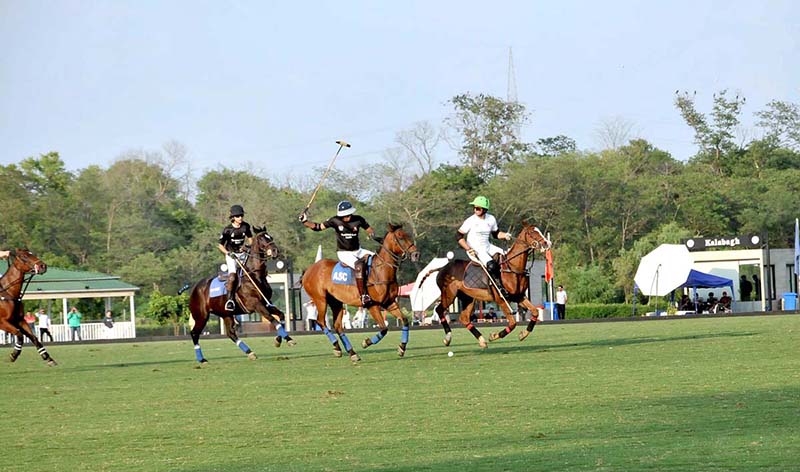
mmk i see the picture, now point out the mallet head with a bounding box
[335,140,351,148]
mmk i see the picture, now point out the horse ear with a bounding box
[521,220,529,227]
[387,223,402,231]
[253,225,265,233]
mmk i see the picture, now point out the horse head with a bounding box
[10,249,47,275]
[251,226,280,260]
[516,223,551,253]
[381,223,420,262]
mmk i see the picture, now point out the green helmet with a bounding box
[469,195,490,210]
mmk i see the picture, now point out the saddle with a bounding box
[463,255,506,291]
[330,257,373,285]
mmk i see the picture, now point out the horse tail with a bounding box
[416,267,442,288]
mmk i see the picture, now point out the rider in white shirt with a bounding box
[457,196,513,297]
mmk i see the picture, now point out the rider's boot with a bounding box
[355,258,371,306]
[225,273,238,312]
[487,260,510,299]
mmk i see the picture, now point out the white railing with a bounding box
[0,321,135,344]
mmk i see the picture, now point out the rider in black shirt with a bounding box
[218,204,253,311]
[300,200,376,305]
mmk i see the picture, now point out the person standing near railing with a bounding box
[67,307,82,341]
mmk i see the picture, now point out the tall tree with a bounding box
[446,93,529,179]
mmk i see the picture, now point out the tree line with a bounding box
[2,91,799,319]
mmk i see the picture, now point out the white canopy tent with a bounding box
[634,244,693,296]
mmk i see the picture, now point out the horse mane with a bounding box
[387,223,403,232]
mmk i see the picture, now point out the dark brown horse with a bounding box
[425,223,550,348]
[0,249,56,366]
[301,224,419,361]
[187,227,294,363]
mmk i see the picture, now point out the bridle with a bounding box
[0,251,42,301]
[502,226,549,275]
[374,230,418,269]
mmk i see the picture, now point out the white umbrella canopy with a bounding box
[634,244,692,296]
[410,257,449,311]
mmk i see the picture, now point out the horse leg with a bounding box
[263,305,296,348]
[436,285,458,346]
[489,299,518,342]
[319,298,344,358]
[517,299,539,341]
[224,316,257,360]
[360,305,388,349]
[368,301,409,357]
[18,322,57,366]
[332,304,359,362]
[189,312,210,363]
[458,298,487,349]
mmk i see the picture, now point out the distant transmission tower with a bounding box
[506,46,521,137]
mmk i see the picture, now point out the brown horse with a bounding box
[0,249,56,366]
[187,227,295,363]
[302,224,419,361]
[426,223,550,348]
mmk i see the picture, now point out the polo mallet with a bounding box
[230,256,281,322]
[300,140,351,217]
[472,253,514,314]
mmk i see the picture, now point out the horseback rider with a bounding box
[299,200,376,306]
[217,204,253,311]
[457,196,513,297]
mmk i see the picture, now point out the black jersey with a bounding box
[219,222,253,252]
[323,215,370,251]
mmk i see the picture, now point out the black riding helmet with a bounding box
[230,204,245,218]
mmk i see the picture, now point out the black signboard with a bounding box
[684,234,763,251]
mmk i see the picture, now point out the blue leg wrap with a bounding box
[194,344,205,362]
[323,327,338,344]
[276,324,289,338]
[236,339,251,353]
[370,331,385,345]
[339,333,353,351]
[401,325,410,344]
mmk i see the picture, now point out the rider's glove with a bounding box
[298,211,308,223]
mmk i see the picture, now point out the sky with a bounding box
[2,0,798,180]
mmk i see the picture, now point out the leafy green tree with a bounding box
[447,93,530,178]
[145,289,190,336]
[756,100,800,151]
[674,90,747,175]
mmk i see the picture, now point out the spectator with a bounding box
[102,310,115,339]
[304,300,319,331]
[556,285,568,320]
[353,307,368,329]
[486,307,498,322]
[717,292,732,313]
[678,294,693,311]
[24,311,36,337]
[36,308,53,342]
[705,292,718,313]
[739,275,753,301]
[752,274,761,300]
[67,307,82,341]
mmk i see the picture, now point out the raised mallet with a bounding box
[301,140,351,217]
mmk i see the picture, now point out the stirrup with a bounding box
[361,294,372,306]
[225,299,236,311]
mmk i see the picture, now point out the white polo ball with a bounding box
[446,251,455,260]
[447,351,454,357]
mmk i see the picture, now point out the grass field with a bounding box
[2,315,799,472]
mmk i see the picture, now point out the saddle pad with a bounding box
[209,277,228,297]
[331,263,357,285]
[463,263,490,290]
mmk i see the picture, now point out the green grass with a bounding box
[2,315,799,472]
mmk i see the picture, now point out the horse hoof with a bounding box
[333,349,343,358]
[47,359,58,367]
[397,346,405,357]
[362,338,372,349]
[273,340,281,348]
[350,354,361,362]
[443,333,452,347]
[287,340,296,347]
[519,330,530,341]
[478,336,488,349]
[489,332,501,342]
[248,352,258,361]
[200,359,209,364]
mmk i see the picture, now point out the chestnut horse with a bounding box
[426,223,550,348]
[0,249,56,366]
[302,224,419,361]
[187,227,295,363]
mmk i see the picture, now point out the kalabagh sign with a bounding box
[684,234,763,251]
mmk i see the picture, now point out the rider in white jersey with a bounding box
[457,196,513,296]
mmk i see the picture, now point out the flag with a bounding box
[315,244,323,263]
[544,249,554,283]
[794,218,799,276]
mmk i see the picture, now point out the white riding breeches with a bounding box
[225,253,245,274]
[337,248,375,269]
[468,243,505,265]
